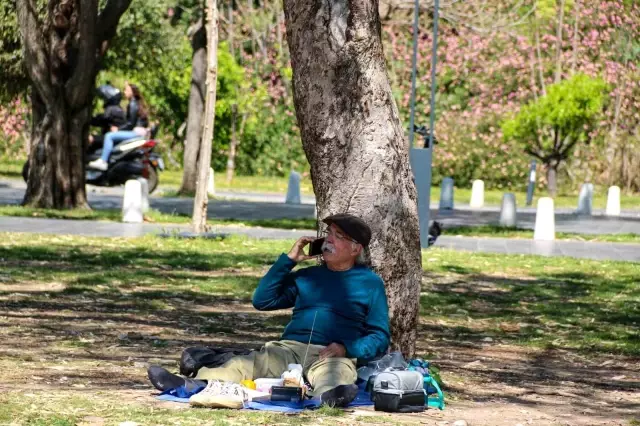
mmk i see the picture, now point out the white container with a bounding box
[254,378,284,393]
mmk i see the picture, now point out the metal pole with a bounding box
[427,0,440,148]
[408,0,420,148]
[526,160,537,206]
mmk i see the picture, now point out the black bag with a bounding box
[372,370,426,413]
[179,346,253,378]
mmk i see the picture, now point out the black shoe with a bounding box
[148,365,187,391]
[320,384,359,408]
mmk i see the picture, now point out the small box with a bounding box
[270,386,303,403]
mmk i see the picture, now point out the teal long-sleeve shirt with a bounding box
[252,254,390,360]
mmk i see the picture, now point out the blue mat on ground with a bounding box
[157,385,373,413]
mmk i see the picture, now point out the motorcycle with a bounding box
[22,124,164,193]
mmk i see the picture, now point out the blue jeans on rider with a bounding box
[100,130,140,162]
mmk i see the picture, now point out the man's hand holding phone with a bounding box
[287,236,318,263]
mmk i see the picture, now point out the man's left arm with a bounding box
[340,282,390,360]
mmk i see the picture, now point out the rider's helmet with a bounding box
[96,83,122,106]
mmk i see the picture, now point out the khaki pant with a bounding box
[195,340,357,396]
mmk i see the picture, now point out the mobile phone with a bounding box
[308,238,325,256]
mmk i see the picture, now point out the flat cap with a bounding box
[323,213,372,247]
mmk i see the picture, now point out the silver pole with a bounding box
[408,0,420,148]
[428,0,440,148]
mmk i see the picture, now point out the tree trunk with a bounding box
[228,0,234,57]
[547,163,558,197]
[554,0,566,83]
[607,65,626,185]
[24,90,90,208]
[570,0,580,75]
[226,104,238,183]
[535,27,547,96]
[17,0,132,209]
[192,0,219,233]
[180,19,207,195]
[283,0,422,356]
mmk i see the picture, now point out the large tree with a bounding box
[179,16,207,195]
[283,0,422,355]
[16,0,132,208]
[192,0,218,233]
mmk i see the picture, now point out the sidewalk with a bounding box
[2,216,639,262]
[3,177,640,236]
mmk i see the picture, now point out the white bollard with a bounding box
[533,197,555,241]
[122,179,143,223]
[137,177,149,213]
[470,179,484,208]
[285,170,301,204]
[499,193,517,227]
[207,167,215,196]
[439,177,454,210]
[606,186,621,216]
[576,183,593,216]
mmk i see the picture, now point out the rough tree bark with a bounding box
[554,0,566,83]
[16,0,132,208]
[570,0,580,75]
[192,0,219,233]
[283,0,422,356]
[180,18,207,195]
[225,104,238,183]
[547,163,558,197]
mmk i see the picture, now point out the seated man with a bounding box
[148,213,390,408]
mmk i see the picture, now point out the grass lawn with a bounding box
[160,168,316,196]
[3,205,640,244]
[0,158,22,179]
[3,157,638,209]
[0,233,638,425]
[444,225,640,244]
[0,205,318,230]
[440,186,640,210]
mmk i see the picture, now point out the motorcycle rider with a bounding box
[88,82,149,171]
[89,84,126,148]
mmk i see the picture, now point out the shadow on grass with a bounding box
[420,269,640,357]
[1,237,638,409]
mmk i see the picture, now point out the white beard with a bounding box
[321,240,336,254]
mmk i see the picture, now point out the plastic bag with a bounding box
[356,351,408,382]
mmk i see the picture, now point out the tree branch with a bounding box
[524,147,545,162]
[96,0,134,53]
[16,0,53,103]
[558,135,577,158]
[554,0,566,83]
[66,0,99,108]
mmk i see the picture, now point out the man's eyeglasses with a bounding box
[320,229,358,244]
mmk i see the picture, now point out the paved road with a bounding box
[1,216,638,262]
[2,179,640,235]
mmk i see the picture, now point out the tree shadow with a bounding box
[418,266,640,417]
[1,235,638,420]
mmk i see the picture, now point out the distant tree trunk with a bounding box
[180,19,207,195]
[570,0,580,75]
[554,0,566,83]
[228,0,234,57]
[192,0,219,233]
[547,163,558,197]
[535,27,547,96]
[276,10,284,61]
[283,0,422,356]
[17,0,132,208]
[606,64,626,185]
[226,104,238,183]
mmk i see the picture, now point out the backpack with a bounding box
[372,369,426,413]
[179,346,254,378]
